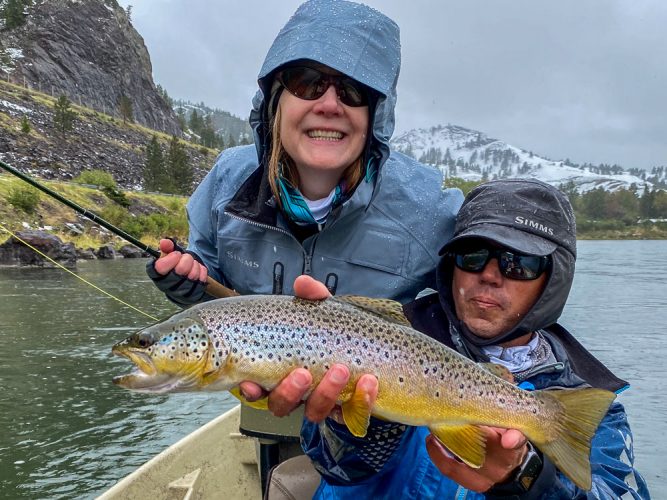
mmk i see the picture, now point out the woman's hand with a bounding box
[154,238,208,282]
[426,427,529,493]
[146,239,209,306]
[239,275,379,423]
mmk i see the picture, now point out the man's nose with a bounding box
[479,258,503,284]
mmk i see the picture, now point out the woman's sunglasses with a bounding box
[452,246,551,281]
[276,66,369,107]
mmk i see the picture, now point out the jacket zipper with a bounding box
[224,211,293,237]
[225,210,317,277]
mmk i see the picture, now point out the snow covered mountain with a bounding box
[391,124,666,194]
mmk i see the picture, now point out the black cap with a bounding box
[439,178,576,258]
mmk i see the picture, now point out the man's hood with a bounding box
[249,0,401,170]
[435,179,578,347]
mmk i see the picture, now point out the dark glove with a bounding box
[146,249,208,307]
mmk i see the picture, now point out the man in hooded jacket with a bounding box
[297,179,649,499]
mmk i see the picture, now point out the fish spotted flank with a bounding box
[112,295,615,490]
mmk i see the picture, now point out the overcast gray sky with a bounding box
[119,0,667,169]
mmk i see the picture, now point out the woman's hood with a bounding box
[249,0,401,166]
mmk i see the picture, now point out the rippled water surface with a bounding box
[0,241,664,498]
[0,260,237,499]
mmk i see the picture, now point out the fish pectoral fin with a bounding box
[334,296,411,326]
[429,424,487,468]
[229,387,270,411]
[479,363,515,384]
[341,385,373,438]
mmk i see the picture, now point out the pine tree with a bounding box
[143,136,165,192]
[176,108,187,131]
[53,95,76,134]
[2,0,26,29]
[189,110,202,134]
[166,136,193,195]
[20,115,31,134]
[199,114,217,148]
[118,95,134,124]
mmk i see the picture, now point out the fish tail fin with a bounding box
[536,387,616,490]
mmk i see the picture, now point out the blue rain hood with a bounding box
[250,0,401,163]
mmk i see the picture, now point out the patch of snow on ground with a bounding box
[0,99,32,115]
[6,48,24,60]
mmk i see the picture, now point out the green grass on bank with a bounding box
[0,173,188,249]
[2,171,667,251]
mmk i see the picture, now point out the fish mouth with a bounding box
[112,344,207,393]
[112,345,157,374]
[112,346,183,393]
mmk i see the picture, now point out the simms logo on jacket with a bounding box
[514,216,554,235]
[226,251,260,268]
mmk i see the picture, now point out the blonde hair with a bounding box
[268,105,365,209]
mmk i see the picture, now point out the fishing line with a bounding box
[0,222,159,321]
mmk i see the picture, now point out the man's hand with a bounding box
[426,426,528,493]
[239,275,379,423]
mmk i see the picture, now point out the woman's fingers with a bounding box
[294,275,331,300]
[159,238,175,253]
[198,264,208,283]
[187,260,201,281]
[154,250,181,275]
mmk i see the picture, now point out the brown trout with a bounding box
[112,294,615,490]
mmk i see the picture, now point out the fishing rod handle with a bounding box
[161,239,239,299]
[205,276,240,298]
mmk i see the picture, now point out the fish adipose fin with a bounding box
[229,387,270,411]
[334,296,411,326]
[341,383,373,437]
[429,424,487,468]
[536,387,616,490]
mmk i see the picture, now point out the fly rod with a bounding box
[0,159,238,298]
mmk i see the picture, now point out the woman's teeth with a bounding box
[308,130,343,140]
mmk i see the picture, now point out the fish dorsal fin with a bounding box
[334,296,411,326]
[479,363,515,383]
[429,424,487,469]
[229,387,270,411]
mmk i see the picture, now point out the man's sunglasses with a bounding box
[452,246,551,281]
[276,66,369,107]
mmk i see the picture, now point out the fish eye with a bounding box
[133,331,156,349]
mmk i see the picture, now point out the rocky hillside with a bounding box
[0,0,180,134]
[0,78,216,190]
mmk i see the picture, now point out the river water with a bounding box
[0,240,664,498]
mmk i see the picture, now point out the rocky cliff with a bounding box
[0,0,180,135]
